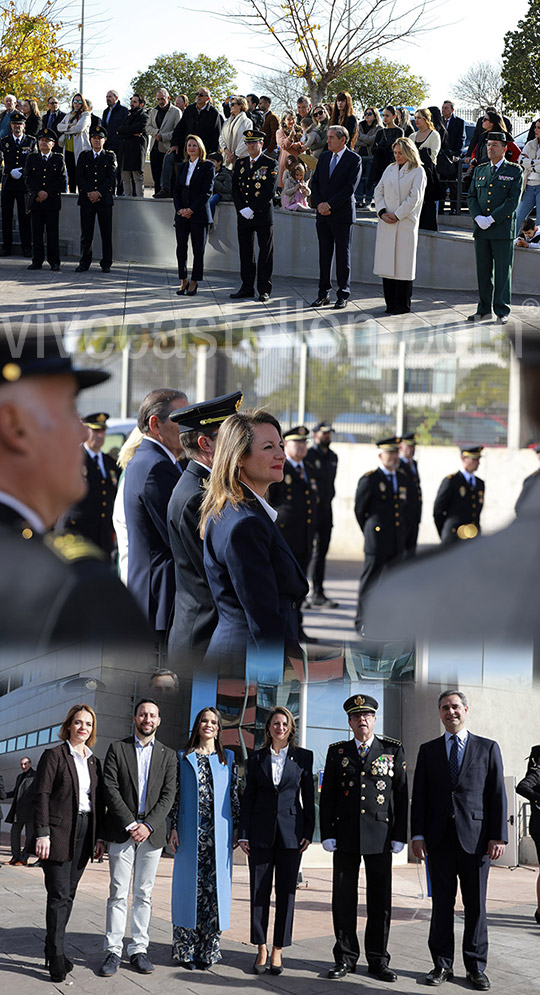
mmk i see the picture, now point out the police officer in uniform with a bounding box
[433,446,484,544]
[398,432,422,556]
[0,110,34,256]
[24,127,67,270]
[304,421,339,607]
[230,129,278,302]
[320,694,408,983]
[58,412,118,558]
[354,436,412,633]
[467,132,522,324]
[75,124,117,272]
[268,425,318,642]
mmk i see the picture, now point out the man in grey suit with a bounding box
[5,757,36,864]
[100,700,177,977]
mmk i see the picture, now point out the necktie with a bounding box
[93,454,102,475]
[470,475,476,489]
[358,743,369,759]
[329,153,339,176]
[490,163,496,177]
[449,734,459,786]
[295,462,307,483]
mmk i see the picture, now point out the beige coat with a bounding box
[373,163,426,281]
[57,111,91,161]
[147,104,182,152]
[221,111,250,164]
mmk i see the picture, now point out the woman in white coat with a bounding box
[220,96,250,167]
[373,137,426,315]
[57,94,91,192]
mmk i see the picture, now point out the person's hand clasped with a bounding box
[381,212,398,224]
[240,207,254,220]
[322,838,337,852]
[130,822,151,843]
[317,201,331,215]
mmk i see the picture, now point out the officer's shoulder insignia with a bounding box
[45,530,106,563]
[446,473,456,479]
[330,740,347,750]
[380,735,402,746]
[364,469,375,476]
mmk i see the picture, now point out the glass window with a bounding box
[38,728,50,745]
[26,731,37,748]
[7,738,16,752]
[50,725,62,742]
[0,741,6,754]
[16,735,26,750]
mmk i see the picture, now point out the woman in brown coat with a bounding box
[34,704,104,982]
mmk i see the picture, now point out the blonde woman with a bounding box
[57,94,91,191]
[373,137,426,315]
[221,95,250,166]
[412,108,442,231]
[113,426,143,584]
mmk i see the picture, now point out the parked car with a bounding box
[103,417,137,461]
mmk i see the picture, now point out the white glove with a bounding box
[322,838,337,852]
[391,841,405,853]
[240,206,254,220]
[474,215,495,230]
[10,168,22,179]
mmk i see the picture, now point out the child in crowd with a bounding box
[281,162,313,212]
[515,216,540,250]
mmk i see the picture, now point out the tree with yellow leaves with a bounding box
[0,0,76,96]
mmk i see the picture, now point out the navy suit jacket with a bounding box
[239,745,315,848]
[124,437,181,632]
[411,732,507,854]
[173,159,214,224]
[203,487,309,660]
[102,101,129,152]
[311,147,362,224]
[445,114,465,157]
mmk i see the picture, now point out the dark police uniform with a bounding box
[23,131,66,269]
[268,458,318,575]
[59,446,118,557]
[231,132,278,297]
[305,433,338,598]
[399,456,422,556]
[434,470,484,544]
[467,149,522,318]
[76,134,117,271]
[354,457,412,629]
[0,121,34,255]
[319,695,408,976]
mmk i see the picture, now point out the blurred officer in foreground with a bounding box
[364,331,540,644]
[0,110,34,257]
[320,694,407,983]
[58,411,118,557]
[75,124,117,272]
[398,432,422,556]
[0,327,150,650]
[305,421,339,607]
[24,127,66,271]
[434,446,484,544]
[515,442,540,517]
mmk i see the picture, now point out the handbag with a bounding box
[437,149,457,180]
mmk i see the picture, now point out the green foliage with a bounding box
[0,0,76,94]
[502,0,540,114]
[453,363,510,411]
[130,52,237,104]
[327,57,428,110]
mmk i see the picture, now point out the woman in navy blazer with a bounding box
[199,409,309,667]
[239,706,315,974]
[173,134,214,296]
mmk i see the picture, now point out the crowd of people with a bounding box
[1,86,539,318]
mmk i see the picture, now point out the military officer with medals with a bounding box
[434,446,484,545]
[320,694,408,983]
[354,436,413,633]
[268,425,318,642]
[230,128,278,302]
[467,132,522,324]
[399,432,422,557]
[24,127,67,271]
[75,124,117,272]
[0,110,34,257]
[57,412,118,558]
[305,421,339,607]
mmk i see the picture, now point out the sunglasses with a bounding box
[73,99,83,104]
[314,110,324,117]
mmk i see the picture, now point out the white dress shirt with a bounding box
[270,744,289,785]
[67,740,92,813]
[242,482,278,522]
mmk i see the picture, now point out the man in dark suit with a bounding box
[100,699,177,977]
[320,694,408,983]
[441,100,464,214]
[116,94,149,197]
[159,86,223,197]
[310,126,362,309]
[230,129,278,302]
[167,391,243,662]
[124,387,188,638]
[411,690,507,990]
[5,757,36,864]
[0,111,35,257]
[0,328,151,651]
[58,411,118,557]
[434,446,484,544]
[24,127,66,270]
[75,124,117,272]
[398,432,422,556]
[43,95,66,134]
[102,89,129,194]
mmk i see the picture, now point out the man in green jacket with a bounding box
[467,133,522,325]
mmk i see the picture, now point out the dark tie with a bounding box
[490,163,496,177]
[295,462,307,483]
[449,734,459,786]
[329,153,339,176]
[93,454,101,474]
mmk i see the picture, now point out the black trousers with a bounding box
[42,812,92,958]
[237,217,273,295]
[427,822,490,973]
[382,278,413,314]
[31,209,60,266]
[332,849,392,971]
[248,838,302,947]
[1,184,32,253]
[150,145,165,192]
[310,506,333,594]
[80,200,113,269]
[316,215,353,299]
[355,548,402,628]
[10,819,34,860]
[175,217,208,282]
[65,149,77,193]
[419,199,438,231]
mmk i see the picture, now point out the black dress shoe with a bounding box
[27,263,42,270]
[48,955,67,982]
[466,970,490,991]
[467,312,491,322]
[535,908,540,923]
[101,265,111,273]
[310,296,330,307]
[270,963,283,975]
[50,264,60,271]
[153,189,171,198]
[368,966,397,982]
[75,264,89,272]
[334,298,347,309]
[186,282,198,296]
[230,289,254,299]
[328,963,355,979]
[426,967,454,986]
[259,292,270,302]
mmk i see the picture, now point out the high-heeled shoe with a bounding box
[270,963,284,975]
[186,282,198,296]
[253,953,268,975]
[48,955,67,982]
[176,283,188,296]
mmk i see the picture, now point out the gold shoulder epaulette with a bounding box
[364,470,375,476]
[381,735,402,746]
[329,740,348,749]
[44,531,106,563]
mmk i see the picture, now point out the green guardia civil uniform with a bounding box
[467,159,522,318]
